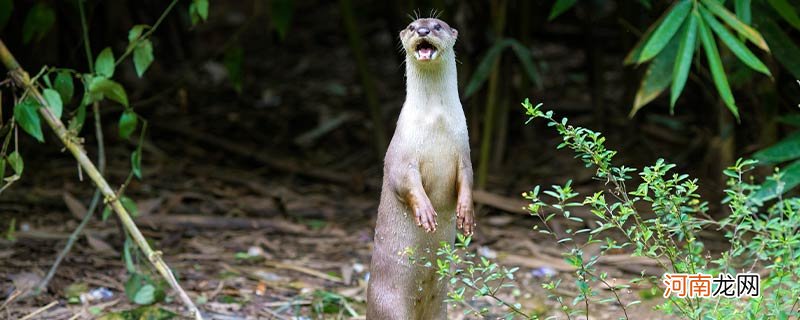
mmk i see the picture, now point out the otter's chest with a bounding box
[399,107,465,145]
[395,107,466,208]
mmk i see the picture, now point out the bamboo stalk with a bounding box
[476,0,507,190]
[0,39,203,320]
[339,0,388,156]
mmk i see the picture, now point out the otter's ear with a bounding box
[451,28,458,37]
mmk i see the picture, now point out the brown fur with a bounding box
[367,18,474,320]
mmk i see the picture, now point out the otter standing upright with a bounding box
[367,18,474,319]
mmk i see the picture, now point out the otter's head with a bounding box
[400,18,458,65]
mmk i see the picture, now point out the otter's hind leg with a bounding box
[366,256,412,319]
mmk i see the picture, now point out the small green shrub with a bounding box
[435,99,800,319]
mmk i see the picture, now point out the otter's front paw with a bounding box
[456,197,475,236]
[413,201,438,232]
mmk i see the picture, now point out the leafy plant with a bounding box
[550,0,800,119]
[311,290,359,318]
[464,38,542,99]
[626,0,775,119]
[0,1,212,317]
[125,273,168,305]
[439,99,800,319]
[751,110,800,202]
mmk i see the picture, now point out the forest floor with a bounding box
[0,1,739,319]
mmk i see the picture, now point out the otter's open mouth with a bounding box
[414,40,438,61]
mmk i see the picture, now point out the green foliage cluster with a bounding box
[0,1,213,313]
[549,0,800,119]
[437,99,800,319]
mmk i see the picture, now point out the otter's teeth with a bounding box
[416,47,435,60]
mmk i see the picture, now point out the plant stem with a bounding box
[476,0,507,190]
[78,0,94,73]
[36,191,100,293]
[114,0,180,67]
[0,39,203,320]
[338,0,387,156]
[36,1,108,292]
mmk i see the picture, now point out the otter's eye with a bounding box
[408,25,415,31]
[434,24,442,31]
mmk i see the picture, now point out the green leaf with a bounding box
[68,103,87,134]
[123,238,135,272]
[639,0,692,62]
[223,46,244,93]
[507,39,543,89]
[699,7,771,76]
[697,11,739,120]
[119,110,138,139]
[549,0,578,21]
[670,11,698,110]
[0,158,5,180]
[14,97,44,142]
[42,88,63,119]
[95,48,115,78]
[133,284,156,305]
[189,0,209,25]
[124,273,164,305]
[700,0,769,51]
[128,24,147,42]
[54,72,74,104]
[0,0,12,31]
[625,1,685,65]
[268,0,293,39]
[753,159,800,202]
[22,3,55,43]
[465,39,508,98]
[131,149,142,179]
[121,196,139,218]
[755,15,800,79]
[7,151,23,175]
[195,0,209,20]
[89,77,129,107]
[630,25,682,116]
[102,206,112,221]
[753,132,800,164]
[734,0,751,24]
[133,39,154,78]
[125,273,144,300]
[768,0,800,30]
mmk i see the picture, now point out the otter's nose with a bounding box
[417,27,430,37]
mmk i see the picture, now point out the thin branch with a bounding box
[78,0,94,73]
[114,0,180,67]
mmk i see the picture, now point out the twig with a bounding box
[264,300,311,308]
[260,307,290,320]
[0,40,203,319]
[18,301,57,320]
[263,260,344,283]
[0,289,21,312]
[35,191,101,293]
[114,0,180,67]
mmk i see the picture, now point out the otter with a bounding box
[367,18,474,319]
